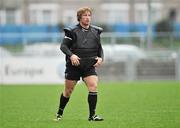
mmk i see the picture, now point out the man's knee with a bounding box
[64,87,74,97]
[64,79,77,97]
[88,84,97,92]
[83,76,98,92]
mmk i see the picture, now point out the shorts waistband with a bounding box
[80,56,97,60]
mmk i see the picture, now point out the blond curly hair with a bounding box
[77,7,92,21]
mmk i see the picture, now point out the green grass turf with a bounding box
[0,81,180,128]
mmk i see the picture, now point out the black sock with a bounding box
[88,92,97,117]
[57,93,69,115]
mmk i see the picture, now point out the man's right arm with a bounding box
[60,27,80,66]
[60,28,73,57]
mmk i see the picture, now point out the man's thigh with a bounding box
[83,75,98,92]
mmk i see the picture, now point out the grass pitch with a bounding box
[0,81,180,128]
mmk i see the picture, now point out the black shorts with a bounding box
[65,57,98,81]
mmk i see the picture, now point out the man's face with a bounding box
[80,11,91,26]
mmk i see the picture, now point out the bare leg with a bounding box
[83,75,98,117]
[63,79,77,97]
[57,79,77,116]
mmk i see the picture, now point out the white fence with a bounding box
[1,48,180,84]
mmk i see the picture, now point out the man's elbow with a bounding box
[60,44,64,52]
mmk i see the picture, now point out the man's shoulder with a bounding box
[91,25,103,31]
[90,25,103,34]
[64,25,79,32]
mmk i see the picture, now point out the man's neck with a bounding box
[80,22,90,29]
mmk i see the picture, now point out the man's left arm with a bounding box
[94,43,104,67]
[91,25,104,67]
[98,44,104,61]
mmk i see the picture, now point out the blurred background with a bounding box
[0,0,180,84]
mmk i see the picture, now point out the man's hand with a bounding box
[93,57,103,67]
[70,54,80,66]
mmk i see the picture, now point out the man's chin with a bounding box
[84,23,90,25]
[81,22,90,27]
